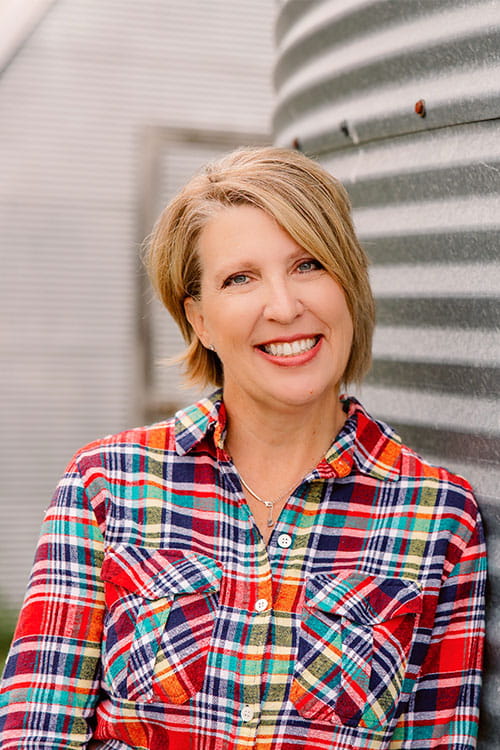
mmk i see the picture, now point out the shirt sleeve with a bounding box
[389,500,487,750]
[0,457,105,749]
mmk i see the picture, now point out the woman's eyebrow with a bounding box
[211,259,258,284]
[211,246,309,281]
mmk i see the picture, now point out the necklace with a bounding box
[237,456,322,528]
[237,475,295,528]
[231,418,344,529]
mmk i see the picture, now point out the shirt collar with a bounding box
[174,390,402,481]
[174,389,226,455]
[323,397,402,481]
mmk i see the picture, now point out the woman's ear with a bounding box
[184,296,210,349]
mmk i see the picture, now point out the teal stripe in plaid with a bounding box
[0,391,486,749]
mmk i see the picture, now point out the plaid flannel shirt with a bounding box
[0,391,486,749]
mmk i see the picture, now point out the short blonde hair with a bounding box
[145,146,375,388]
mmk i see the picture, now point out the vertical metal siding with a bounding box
[0,0,274,621]
[273,1,500,745]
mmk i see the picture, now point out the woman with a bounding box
[0,147,486,749]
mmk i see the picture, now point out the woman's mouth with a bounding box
[259,336,320,357]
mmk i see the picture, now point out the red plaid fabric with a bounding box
[0,392,486,749]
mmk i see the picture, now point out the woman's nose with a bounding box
[262,279,304,323]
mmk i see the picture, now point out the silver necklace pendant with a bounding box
[264,501,274,527]
[239,476,276,526]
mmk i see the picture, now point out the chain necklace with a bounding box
[231,416,345,529]
[237,457,322,528]
[238,475,295,528]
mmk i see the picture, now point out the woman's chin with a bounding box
[258,380,340,414]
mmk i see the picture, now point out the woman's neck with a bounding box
[221,389,347,544]
[223,389,346,481]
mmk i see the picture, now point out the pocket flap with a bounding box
[101,545,223,600]
[305,571,422,624]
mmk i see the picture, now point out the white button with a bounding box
[254,598,269,612]
[277,533,292,548]
[240,704,254,722]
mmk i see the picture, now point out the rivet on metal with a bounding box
[340,120,350,137]
[415,99,426,117]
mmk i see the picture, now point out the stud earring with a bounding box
[209,344,216,352]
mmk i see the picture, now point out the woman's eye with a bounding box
[297,259,323,273]
[223,273,250,288]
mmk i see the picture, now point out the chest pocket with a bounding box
[291,571,422,729]
[101,545,223,704]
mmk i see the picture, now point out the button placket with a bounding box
[234,537,271,740]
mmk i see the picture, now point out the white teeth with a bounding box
[262,337,318,357]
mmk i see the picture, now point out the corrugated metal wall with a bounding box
[0,0,274,622]
[273,1,500,745]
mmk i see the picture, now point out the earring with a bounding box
[209,344,216,352]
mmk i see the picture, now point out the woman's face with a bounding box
[184,204,354,414]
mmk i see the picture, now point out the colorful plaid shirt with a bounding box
[0,391,486,750]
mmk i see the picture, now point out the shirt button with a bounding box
[277,533,292,548]
[240,704,254,722]
[254,598,269,612]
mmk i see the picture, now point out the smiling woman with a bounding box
[148,147,374,392]
[0,147,487,750]
[183,204,354,423]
